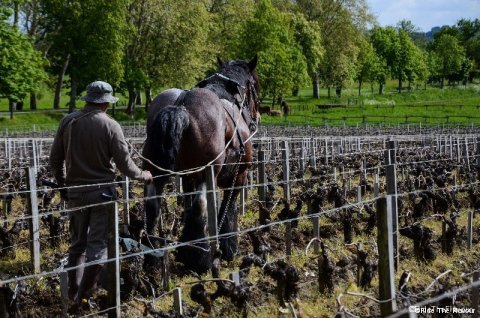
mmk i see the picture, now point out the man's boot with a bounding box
[66,254,85,301]
[75,264,103,304]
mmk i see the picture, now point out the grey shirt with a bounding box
[49,105,147,187]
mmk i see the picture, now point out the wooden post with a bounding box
[324,139,329,165]
[7,139,11,170]
[467,211,473,249]
[385,140,399,269]
[357,242,363,287]
[258,149,266,203]
[449,136,453,160]
[476,137,480,169]
[60,271,68,317]
[357,186,362,203]
[281,140,290,203]
[374,174,379,197]
[311,197,320,254]
[464,137,470,171]
[173,287,183,316]
[26,167,41,274]
[457,137,461,163]
[122,176,130,224]
[206,165,218,255]
[300,141,305,173]
[473,271,479,318]
[107,202,121,318]
[311,138,317,170]
[29,139,38,175]
[377,196,397,316]
[240,186,246,216]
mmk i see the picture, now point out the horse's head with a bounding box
[217,55,260,132]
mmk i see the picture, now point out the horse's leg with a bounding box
[176,180,211,274]
[144,177,168,235]
[218,171,247,261]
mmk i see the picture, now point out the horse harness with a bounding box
[196,73,259,231]
[202,73,258,154]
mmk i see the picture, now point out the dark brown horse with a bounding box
[143,56,260,273]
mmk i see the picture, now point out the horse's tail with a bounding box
[149,106,190,171]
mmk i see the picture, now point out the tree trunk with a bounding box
[292,87,299,96]
[69,73,78,113]
[54,54,70,109]
[313,75,319,98]
[358,79,362,96]
[16,100,24,111]
[9,99,16,119]
[135,91,142,105]
[29,92,37,110]
[145,87,152,112]
[327,87,331,98]
[441,76,444,89]
[370,82,374,95]
[126,86,137,115]
[335,86,342,98]
[398,77,403,93]
[13,2,19,27]
[379,83,384,95]
[8,98,17,119]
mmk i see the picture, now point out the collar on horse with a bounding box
[197,73,258,134]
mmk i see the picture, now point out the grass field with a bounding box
[1,81,480,128]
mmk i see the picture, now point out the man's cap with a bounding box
[80,81,119,104]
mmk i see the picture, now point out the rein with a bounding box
[200,72,259,134]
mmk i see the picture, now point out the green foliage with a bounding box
[238,0,309,101]
[0,5,47,101]
[455,19,480,71]
[123,0,214,92]
[429,34,466,85]
[42,0,129,89]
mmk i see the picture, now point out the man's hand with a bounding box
[142,170,153,183]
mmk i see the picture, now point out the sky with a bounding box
[367,0,480,32]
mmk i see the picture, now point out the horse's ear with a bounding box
[248,54,258,71]
[217,56,224,67]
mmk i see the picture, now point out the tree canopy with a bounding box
[0,5,46,102]
[0,0,479,111]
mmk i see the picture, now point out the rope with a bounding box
[127,101,246,177]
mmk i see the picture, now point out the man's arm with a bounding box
[110,122,152,182]
[49,121,66,186]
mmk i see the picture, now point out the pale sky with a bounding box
[367,0,480,32]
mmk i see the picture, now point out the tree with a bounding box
[42,0,129,112]
[455,19,480,76]
[429,34,465,88]
[238,0,309,104]
[208,0,255,59]
[288,12,323,96]
[121,0,214,115]
[297,0,374,98]
[397,19,427,49]
[354,36,376,95]
[395,30,419,92]
[0,6,46,110]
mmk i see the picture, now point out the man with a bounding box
[49,81,153,309]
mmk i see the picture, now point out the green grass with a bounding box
[1,81,480,129]
[262,83,480,126]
